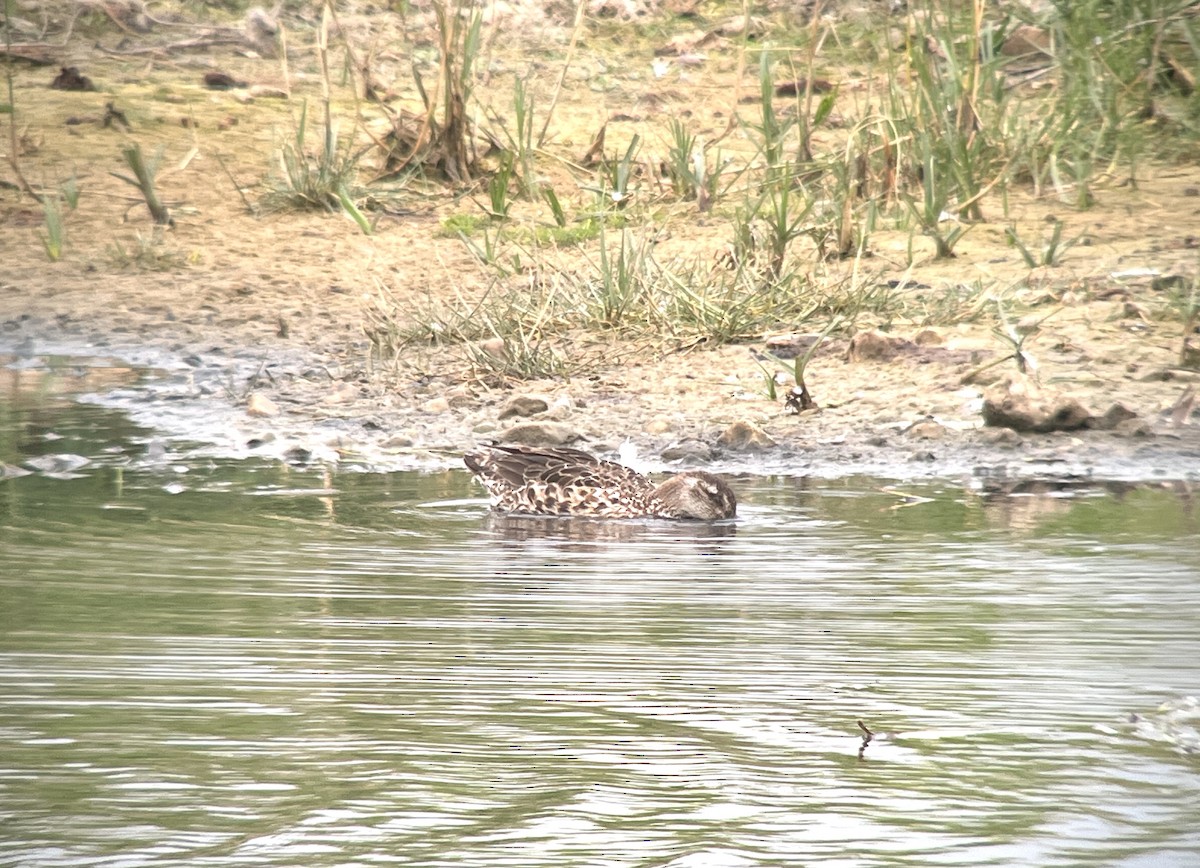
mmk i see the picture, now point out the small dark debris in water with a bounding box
[857,719,874,759]
[51,66,95,91]
[284,446,313,464]
[204,71,247,90]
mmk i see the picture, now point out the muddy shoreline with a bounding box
[6,309,1199,486]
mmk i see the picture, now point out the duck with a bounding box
[464,444,737,520]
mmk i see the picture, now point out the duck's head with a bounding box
[654,471,737,520]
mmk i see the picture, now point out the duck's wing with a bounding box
[465,444,657,515]
[468,444,640,488]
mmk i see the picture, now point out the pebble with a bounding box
[977,427,1023,448]
[981,374,1092,433]
[661,439,714,462]
[645,414,674,434]
[498,395,549,419]
[717,420,776,451]
[500,421,581,446]
[846,329,907,362]
[1113,418,1153,438]
[904,418,948,440]
[1093,402,1139,431]
[246,392,280,417]
[323,383,359,404]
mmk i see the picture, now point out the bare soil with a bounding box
[2,3,1199,481]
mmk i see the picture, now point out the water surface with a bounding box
[2,383,1199,867]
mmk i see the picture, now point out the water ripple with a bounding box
[2,469,1199,866]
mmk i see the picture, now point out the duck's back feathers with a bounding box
[465,444,658,517]
[464,444,737,520]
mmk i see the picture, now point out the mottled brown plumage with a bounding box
[465,444,737,520]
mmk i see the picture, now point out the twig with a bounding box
[213,152,256,215]
[710,0,751,148]
[537,0,587,148]
[2,7,43,202]
[856,719,874,759]
[96,33,244,57]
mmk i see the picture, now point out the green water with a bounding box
[2,390,1200,866]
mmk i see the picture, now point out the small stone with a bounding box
[1093,402,1139,431]
[248,85,289,99]
[905,418,947,440]
[660,439,714,462]
[422,396,451,413]
[322,383,359,404]
[499,395,549,419]
[717,420,776,451]
[1183,338,1200,370]
[246,433,276,449]
[847,330,907,362]
[1113,418,1153,438]
[541,402,573,420]
[764,332,822,359]
[981,374,1093,433]
[475,338,507,361]
[645,414,674,435]
[1015,314,1044,335]
[1122,301,1150,320]
[446,385,475,408]
[977,427,1023,448]
[913,328,943,346]
[500,421,581,447]
[1001,23,1051,57]
[246,392,280,417]
[1151,274,1188,292]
